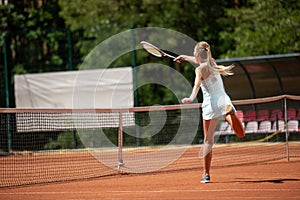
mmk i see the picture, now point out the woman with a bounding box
[174,41,245,183]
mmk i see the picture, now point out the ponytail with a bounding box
[215,64,234,76]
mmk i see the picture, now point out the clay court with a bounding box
[0,143,299,200]
[1,106,300,199]
[0,159,299,200]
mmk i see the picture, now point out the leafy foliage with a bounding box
[1,0,299,108]
[220,0,300,57]
[59,0,231,57]
[44,131,83,150]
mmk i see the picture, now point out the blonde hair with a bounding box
[195,41,234,76]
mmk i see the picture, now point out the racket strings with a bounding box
[142,44,163,57]
[143,44,162,57]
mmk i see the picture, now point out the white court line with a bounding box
[113,188,299,193]
[1,188,300,195]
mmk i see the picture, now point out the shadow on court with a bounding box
[216,178,300,184]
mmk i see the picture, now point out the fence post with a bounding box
[284,96,290,161]
[131,28,140,147]
[67,28,73,71]
[3,32,10,108]
[66,28,77,148]
[3,33,12,153]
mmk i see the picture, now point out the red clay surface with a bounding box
[1,159,299,200]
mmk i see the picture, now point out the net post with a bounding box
[284,97,290,162]
[118,111,124,170]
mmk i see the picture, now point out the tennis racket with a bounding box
[140,41,176,59]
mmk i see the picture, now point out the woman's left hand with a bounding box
[181,97,193,104]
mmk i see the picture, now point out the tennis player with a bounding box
[174,41,245,183]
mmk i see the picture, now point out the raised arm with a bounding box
[181,68,202,104]
[174,55,198,65]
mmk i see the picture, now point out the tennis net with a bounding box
[0,95,299,187]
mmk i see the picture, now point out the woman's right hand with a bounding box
[181,97,193,104]
[174,55,186,63]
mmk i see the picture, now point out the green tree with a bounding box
[0,2,68,107]
[59,0,235,58]
[58,0,237,106]
[220,0,300,58]
[0,4,26,107]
